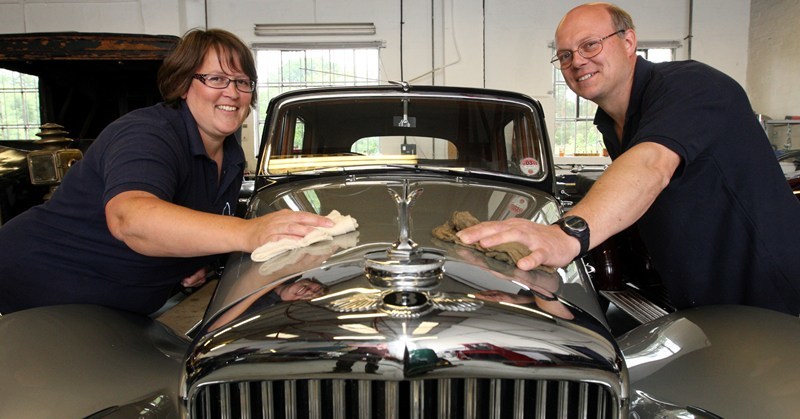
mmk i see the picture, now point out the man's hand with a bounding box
[457,218,580,271]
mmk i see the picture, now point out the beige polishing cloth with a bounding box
[251,210,359,262]
[432,211,531,265]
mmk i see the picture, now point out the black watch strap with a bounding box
[553,215,590,258]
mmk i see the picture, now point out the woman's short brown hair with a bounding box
[158,28,257,108]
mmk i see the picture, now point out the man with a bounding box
[458,2,800,315]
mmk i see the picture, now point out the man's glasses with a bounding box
[193,74,256,93]
[550,29,625,69]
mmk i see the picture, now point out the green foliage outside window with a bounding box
[552,70,604,156]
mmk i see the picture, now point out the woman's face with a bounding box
[182,48,252,146]
[278,279,327,301]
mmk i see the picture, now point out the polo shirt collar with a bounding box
[179,100,246,169]
[593,56,654,157]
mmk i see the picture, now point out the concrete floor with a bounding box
[155,280,217,337]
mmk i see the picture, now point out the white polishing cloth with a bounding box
[250,210,358,262]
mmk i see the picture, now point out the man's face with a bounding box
[554,6,634,106]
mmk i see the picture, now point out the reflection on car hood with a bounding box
[183,173,626,416]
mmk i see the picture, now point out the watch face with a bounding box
[564,216,587,231]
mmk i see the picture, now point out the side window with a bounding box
[292,119,305,154]
[350,137,457,160]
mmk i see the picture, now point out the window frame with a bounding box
[252,42,383,156]
[551,42,678,165]
[0,69,41,141]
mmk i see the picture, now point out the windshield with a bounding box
[262,93,547,179]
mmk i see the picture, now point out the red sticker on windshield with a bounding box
[520,158,540,175]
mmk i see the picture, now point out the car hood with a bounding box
[183,172,626,415]
[207,172,605,322]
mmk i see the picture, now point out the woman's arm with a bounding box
[105,190,333,257]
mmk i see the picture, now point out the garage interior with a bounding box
[0,1,799,417]
[2,0,797,321]
[1,0,798,166]
[0,0,795,325]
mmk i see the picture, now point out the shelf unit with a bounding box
[765,120,800,151]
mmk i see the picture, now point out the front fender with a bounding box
[619,305,800,418]
[0,305,187,418]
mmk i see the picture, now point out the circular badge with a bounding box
[508,196,528,214]
[383,291,428,308]
[519,158,540,176]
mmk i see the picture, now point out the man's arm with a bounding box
[105,190,333,257]
[457,141,681,270]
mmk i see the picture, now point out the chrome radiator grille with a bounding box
[190,378,616,419]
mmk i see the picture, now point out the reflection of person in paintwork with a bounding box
[475,289,574,321]
[275,278,328,301]
[210,234,352,315]
[333,344,389,374]
[209,276,328,331]
[454,245,560,293]
[453,245,573,319]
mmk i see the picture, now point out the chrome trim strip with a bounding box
[410,380,422,419]
[385,381,398,419]
[220,383,231,419]
[263,381,274,419]
[536,380,547,419]
[285,380,296,419]
[465,378,477,418]
[558,381,569,419]
[332,379,345,419]
[514,379,525,419]
[238,382,251,419]
[578,382,589,419]
[490,378,502,419]
[358,380,371,419]
[308,379,321,419]
[438,378,450,418]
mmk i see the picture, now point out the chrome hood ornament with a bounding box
[334,180,481,318]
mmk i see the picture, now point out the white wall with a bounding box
[0,0,762,154]
[748,0,800,119]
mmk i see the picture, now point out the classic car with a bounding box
[1,83,799,419]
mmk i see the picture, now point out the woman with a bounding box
[0,29,332,315]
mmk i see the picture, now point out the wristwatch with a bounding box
[553,215,590,258]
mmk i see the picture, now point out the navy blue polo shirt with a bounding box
[0,102,245,315]
[594,57,800,315]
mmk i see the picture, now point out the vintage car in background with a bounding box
[0,32,178,224]
[1,84,799,418]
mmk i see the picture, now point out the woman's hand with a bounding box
[242,209,334,253]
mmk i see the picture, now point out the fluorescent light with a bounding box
[255,23,376,37]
